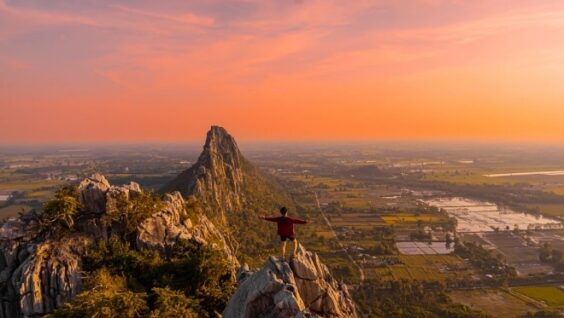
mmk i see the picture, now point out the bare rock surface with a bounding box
[78,173,110,214]
[11,235,89,317]
[223,245,357,318]
[136,192,238,267]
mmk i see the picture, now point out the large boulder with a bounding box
[223,246,357,318]
[78,173,110,214]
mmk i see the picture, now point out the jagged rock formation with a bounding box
[12,235,88,317]
[161,126,293,224]
[223,245,358,318]
[161,126,245,219]
[0,174,236,318]
[136,191,236,261]
[0,213,88,318]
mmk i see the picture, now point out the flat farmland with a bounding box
[527,230,564,250]
[381,214,446,224]
[526,203,564,218]
[424,171,516,185]
[0,180,64,191]
[485,232,551,276]
[330,213,384,227]
[396,241,453,255]
[286,175,345,188]
[483,232,553,276]
[513,286,564,307]
[368,255,471,282]
[449,289,538,318]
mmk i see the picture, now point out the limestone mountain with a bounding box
[0,174,237,318]
[162,126,293,218]
[161,126,246,220]
[161,126,295,257]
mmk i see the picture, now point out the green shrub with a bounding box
[149,287,200,318]
[48,269,148,318]
[39,185,79,234]
[102,191,164,238]
[82,236,234,316]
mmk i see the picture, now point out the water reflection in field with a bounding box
[396,241,454,255]
[423,197,562,233]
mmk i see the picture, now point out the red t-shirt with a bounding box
[263,216,308,236]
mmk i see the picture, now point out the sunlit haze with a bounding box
[2,0,564,144]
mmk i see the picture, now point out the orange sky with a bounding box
[1,0,564,144]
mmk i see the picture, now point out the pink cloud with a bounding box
[3,0,564,143]
[111,4,215,27]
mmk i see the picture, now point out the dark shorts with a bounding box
[280,235,295,242]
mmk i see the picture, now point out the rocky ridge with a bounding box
[0,126,358,318]
[0,173,235,318]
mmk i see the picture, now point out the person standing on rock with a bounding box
[260,207,309,261]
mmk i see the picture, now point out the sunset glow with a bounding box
[2,0,564,143]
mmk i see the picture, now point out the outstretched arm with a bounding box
[290,217,309,224]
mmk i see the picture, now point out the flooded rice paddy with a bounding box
[485,170,564,177]
[423,197,562,233]
[396,241,454,255]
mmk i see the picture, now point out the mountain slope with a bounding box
[161,126,295,259]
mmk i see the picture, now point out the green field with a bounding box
[514,286,564,307]
[381,214,446,224]
[0,180,63,191]
[287,175,343,187]
[424,171,516,185]
[450,289,538,318]
[525,203,564,218]
[424,165,564,187]
[369,255,471,282]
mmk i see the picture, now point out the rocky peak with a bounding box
[204,125,243,164]
[223,245,358,318]
[161,126,247,221]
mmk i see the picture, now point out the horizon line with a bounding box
[2,137,564,149]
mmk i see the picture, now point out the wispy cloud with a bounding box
[111,4,215,27]
[0,0,96,27]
